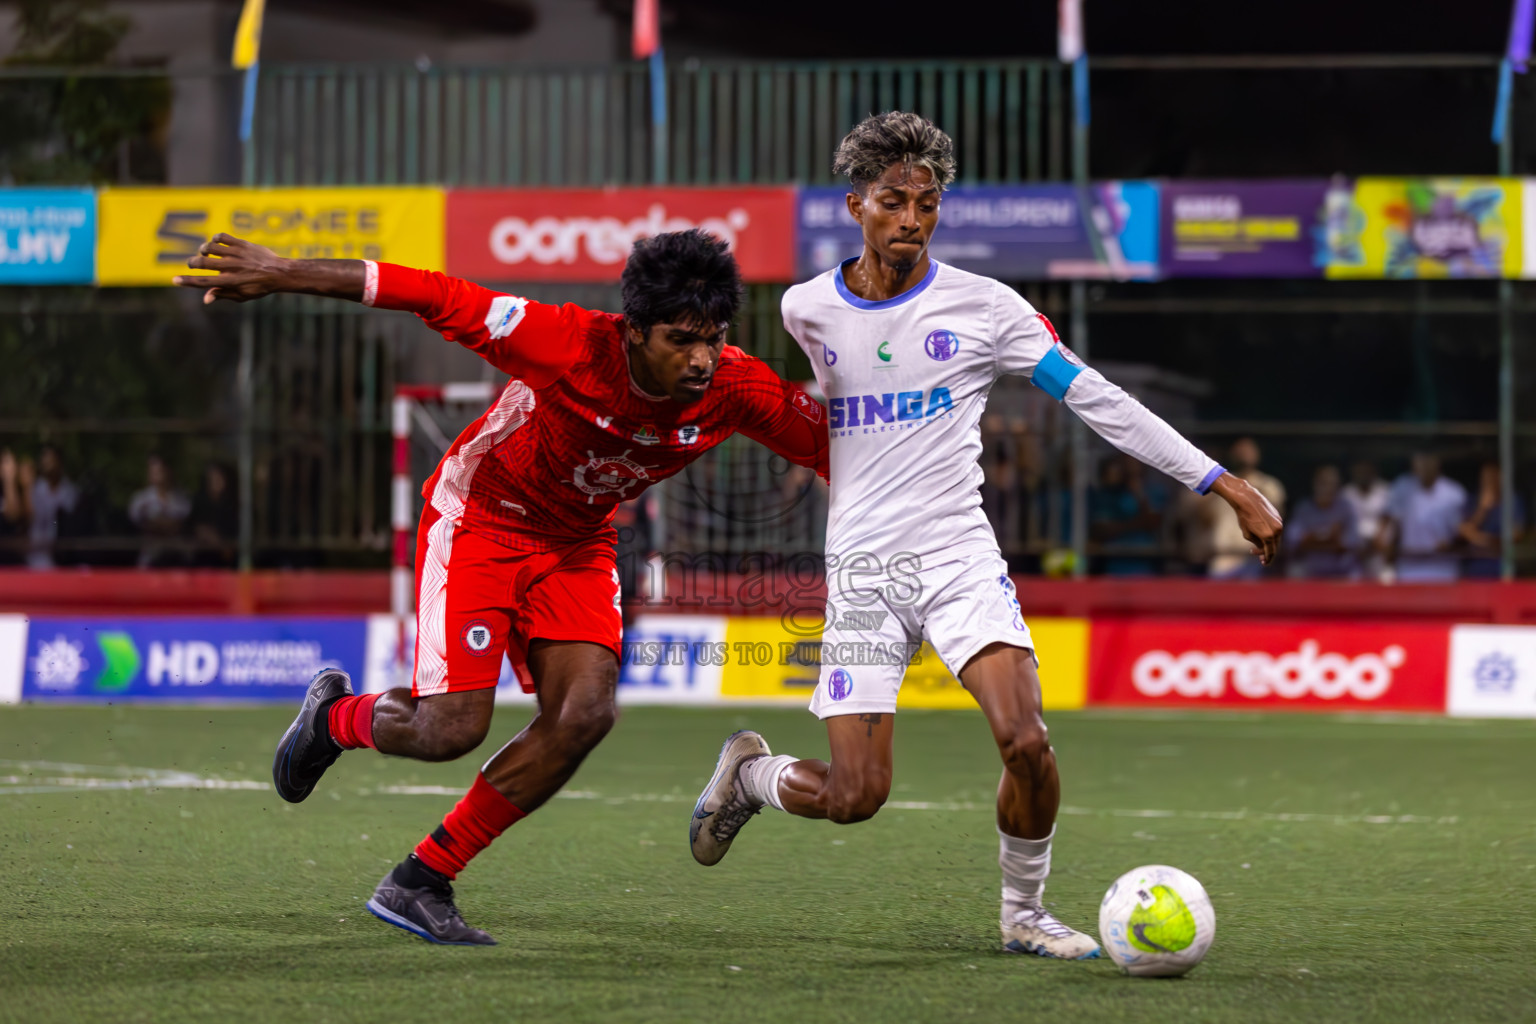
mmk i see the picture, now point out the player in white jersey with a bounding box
[689,113,1282,958]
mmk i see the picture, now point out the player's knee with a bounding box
[826,777,890,825]
[998,719,1052,780]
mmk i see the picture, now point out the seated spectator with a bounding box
[127,454,191,568]
[1205,437,1286,580]
[0,448,31,566]
[1342,459,1392,582]
[1459,462,1526,580]
[1385,453,1467,583]
[1287,465,1359,579]
[1089,453,1166,576]
[188,462,238,568]
[28,444,78,570]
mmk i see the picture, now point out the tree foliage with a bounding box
[0,0,170,183]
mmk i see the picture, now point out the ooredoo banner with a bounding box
[21,617,367,702]
[1089,619,1449,712]
[446,188,797,283]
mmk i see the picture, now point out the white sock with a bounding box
[738,754,795,812]
[999,825,1055,918]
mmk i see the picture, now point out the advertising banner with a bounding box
[0,188,96,284]
[446,188,797,283]
[1326,178,1521,279]
[1159,181,1329,278]
[21,617,367,702]
[719,615,1088,710]
[0,615,26,704]
[1447,624,1536,718]
[96,187,445,286]
[796,182,1158,281]
[363,613,726,705]
[1089,619,1449,712]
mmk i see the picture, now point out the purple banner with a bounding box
[1160,181,1330,278]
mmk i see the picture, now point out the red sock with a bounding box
[413,773,527,880]
[326,693,381,750]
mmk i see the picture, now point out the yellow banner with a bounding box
[1326,177,1521,279]
[96,187,445,286]
[719,616,1088,711]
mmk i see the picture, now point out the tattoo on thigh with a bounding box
[857,712,883,737]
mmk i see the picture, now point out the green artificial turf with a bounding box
[2,705,1532,1023]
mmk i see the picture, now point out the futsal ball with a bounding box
[1098,865,1215,977]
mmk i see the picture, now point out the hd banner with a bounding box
[1160,181,1329,278]
[445,188,797,283]
[1326,178,1522,279]
[796,182,1158,281]
[0,188,96,284]
[20,617,367,702]
[96,187,445,286]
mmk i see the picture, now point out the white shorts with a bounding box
[808,553,1035,719]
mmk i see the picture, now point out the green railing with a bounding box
[251,59,1068,187]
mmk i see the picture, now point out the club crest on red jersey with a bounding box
[570,449,656,504]
[791,390,824,424]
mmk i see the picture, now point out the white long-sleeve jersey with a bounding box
[782,258,1225,570]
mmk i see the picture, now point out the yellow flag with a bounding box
[231,0,265,69]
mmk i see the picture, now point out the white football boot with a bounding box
[690,730,771,866]
[1001,907,1103,960]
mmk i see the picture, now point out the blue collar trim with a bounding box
[832,257,939,311]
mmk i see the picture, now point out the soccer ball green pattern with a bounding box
[1099,865,1215,977]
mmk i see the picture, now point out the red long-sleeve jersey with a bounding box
[366,261,829,552]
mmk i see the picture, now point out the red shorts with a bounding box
[411,506,621,698]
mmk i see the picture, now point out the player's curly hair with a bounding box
[621,229,745,333]
[833,111,957,195]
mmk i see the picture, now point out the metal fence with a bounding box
[250,59,1067,187]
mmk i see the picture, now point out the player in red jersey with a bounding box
[175,229,828,945]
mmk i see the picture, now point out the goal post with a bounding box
[390,381,500,618]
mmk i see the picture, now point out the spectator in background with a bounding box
[1287,465,1359,579]
[189,462,238,567]
[28,444,78,570]
[1205,437,1286,580]
[127,454,191,568]
[1089,452,1166,576]
[0,448,31,566]
[1342,459,1392,583]
[1385,453,1467,583]
[1459,461,1525,579]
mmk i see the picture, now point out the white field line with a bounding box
[0,761,1458,825]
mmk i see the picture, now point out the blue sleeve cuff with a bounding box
[1195,465,1227,494]
[1030,344,1085,401]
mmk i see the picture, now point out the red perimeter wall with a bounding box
[4,569,1536,623]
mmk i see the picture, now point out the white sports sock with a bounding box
[999,825,1055,917]
[738,754,795,812]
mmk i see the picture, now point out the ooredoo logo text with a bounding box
[1131,640,1408,702]
[489,205,750,267]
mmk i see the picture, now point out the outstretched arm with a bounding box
[173,234,364,303]
[174,234,586,388]
[994,286,1282,564]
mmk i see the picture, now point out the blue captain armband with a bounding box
[1030,343,1085,401]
